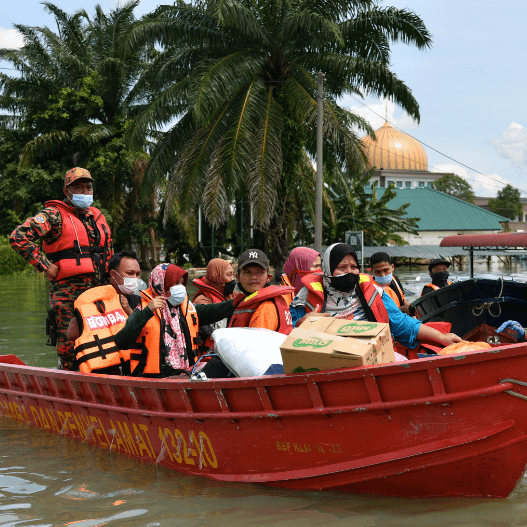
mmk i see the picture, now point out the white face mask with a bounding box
[69,192,94,209]
[167,284,187,306]
[113,271,139,295]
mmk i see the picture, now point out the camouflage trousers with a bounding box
[50,276,97,370]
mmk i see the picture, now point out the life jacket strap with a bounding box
[75,334,119,364]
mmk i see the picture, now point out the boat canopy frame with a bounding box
[440,233,527,277]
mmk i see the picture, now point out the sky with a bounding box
[1,0,527,197]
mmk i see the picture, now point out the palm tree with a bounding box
[0,1,154,250]
[130,0,432,270]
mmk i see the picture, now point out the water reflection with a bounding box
[1,261,527,525]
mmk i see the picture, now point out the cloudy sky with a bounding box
[1,0,526,197]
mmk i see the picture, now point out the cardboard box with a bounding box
[298,317,395,365]
[280,325,394,374]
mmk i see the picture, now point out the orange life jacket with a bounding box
[192,278,226,303]
[42,200,111,282]
[74,285,145,374]
[384,278,405,308]
[228,285,295,335]
[280,274,294,305]
[300,273,389,324]
[133,289,202,375]
[421,281,453,296]
[191,278,227,352]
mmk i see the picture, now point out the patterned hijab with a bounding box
[148,263,189,370]
[283,247,320,293]
[321,243,365,320]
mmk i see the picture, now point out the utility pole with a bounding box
[315,72,324,253]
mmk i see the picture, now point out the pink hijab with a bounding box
[148,263,189,370]
[204,259,231,295]
[283,247,320,293]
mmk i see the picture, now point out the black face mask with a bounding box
[329,273,360,293]
[431,271,449,287]
[223,279,236,297]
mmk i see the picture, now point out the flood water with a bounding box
[2,258,527,526]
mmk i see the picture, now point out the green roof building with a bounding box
[374,187,508,245]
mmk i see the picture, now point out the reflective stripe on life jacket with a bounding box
[228,285,295,335]
[420,281,452,296]
[74,285,144,374]
[300,273,389,323]
[43,200,111,282]
[192,278,226,303]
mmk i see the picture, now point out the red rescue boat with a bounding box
[1,347,527,498]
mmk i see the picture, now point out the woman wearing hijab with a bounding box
[193,259,236,304]
[114,263,234,377]
[290,243,462,350]
[282,247,321,295]
[192,259,236,351]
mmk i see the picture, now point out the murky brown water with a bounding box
[2,258,527,526]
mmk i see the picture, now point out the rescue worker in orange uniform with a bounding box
[114,263,234,376]
[9,167,113,370]
[421,259,453,296]
[290,243,461,350]
[67,250,151,374]
[228,249,294,334]
[370,252,411,314]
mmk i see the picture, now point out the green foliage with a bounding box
[0,236,32,274]
[432,173,475,203]
[129,0,432,268]
[488,184,523,221]
[0,2,157,265]
[322,170,419,246]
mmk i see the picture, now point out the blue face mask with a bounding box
[167,284,187,306]
[374,273,393,286]
[70,193,93,210]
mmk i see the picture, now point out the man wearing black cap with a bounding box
[421,259,452,296]
[227,249,294,334]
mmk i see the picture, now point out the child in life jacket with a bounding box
[290,243,462,350]
[227,249,294,334]
[114,263,234,376]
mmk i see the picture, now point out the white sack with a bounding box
[212,327,286,377]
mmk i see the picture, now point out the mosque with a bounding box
[360,121,449,187]
[358,121,508,245]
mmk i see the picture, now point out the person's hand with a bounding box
[148,296,167,312]
[120,294,133,316]
[496,320,525,342]
[438,333,462,347]
[44,263,59,281]
[295,305,330,327]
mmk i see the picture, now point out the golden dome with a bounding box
[360,121,428,171]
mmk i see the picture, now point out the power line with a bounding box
[346,95,526,195]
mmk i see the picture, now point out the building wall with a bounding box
[369,169,450,189]
[474,197,527,229]
[394,229,502,246]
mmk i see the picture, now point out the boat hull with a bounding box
[1,346,527,498]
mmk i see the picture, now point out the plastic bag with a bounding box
[438,341,491,355]
[212,327,287,377]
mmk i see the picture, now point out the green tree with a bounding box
[322,171,418,246]
[432,173,475,203]
[129,0,432,271]
[0,2,154,256]
[488,184,523,221]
